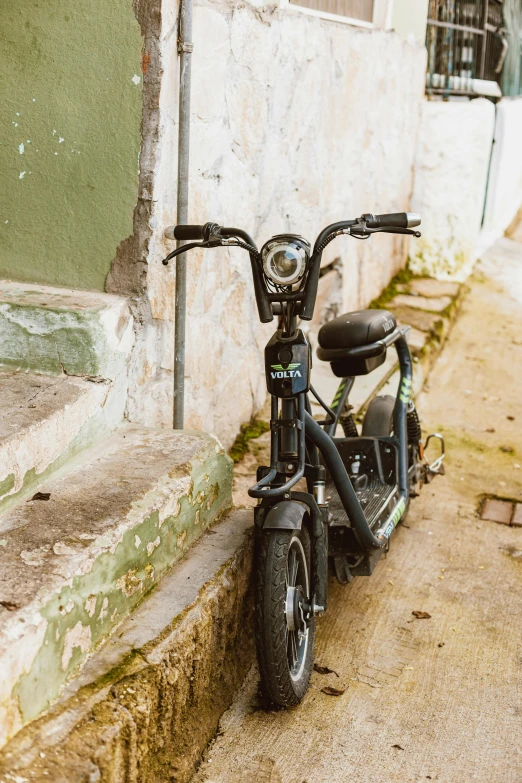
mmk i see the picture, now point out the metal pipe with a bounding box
[173,0,194,429]
[479,0,489,79]
[427,19,485,35]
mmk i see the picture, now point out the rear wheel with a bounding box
[254,525,316,707]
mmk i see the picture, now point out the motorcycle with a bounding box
[163,212,445,707]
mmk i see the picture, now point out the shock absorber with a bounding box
[339,405,358,438]
[407,402,422,444]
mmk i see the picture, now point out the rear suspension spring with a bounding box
[407,404,422,444]
[340,411,358,438]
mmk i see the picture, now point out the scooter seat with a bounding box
[317,309,396,354]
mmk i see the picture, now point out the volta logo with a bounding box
[270,363,302,379]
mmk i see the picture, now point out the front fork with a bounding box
[252,392,329,615]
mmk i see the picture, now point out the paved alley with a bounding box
[192,235,522,783]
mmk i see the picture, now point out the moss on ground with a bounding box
[369,265,417,310]
[229,419,270,463]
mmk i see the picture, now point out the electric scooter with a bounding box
[163,212,445,707]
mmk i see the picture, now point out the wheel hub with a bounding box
[285,584,307,633]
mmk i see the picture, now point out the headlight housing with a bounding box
[261,235,311,286]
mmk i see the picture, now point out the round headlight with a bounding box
[262,237,310,286]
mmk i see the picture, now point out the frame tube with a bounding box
[304,411,385,552]
[392,333,413,500]
[324,376,355,436]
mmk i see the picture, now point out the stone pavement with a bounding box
[191,236,522,783]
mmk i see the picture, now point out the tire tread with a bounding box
[254,527,315,707]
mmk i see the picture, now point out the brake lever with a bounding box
[348,225,421,238]
[161,236,256,266]
[381,226,421,237]
[162,239,223,266]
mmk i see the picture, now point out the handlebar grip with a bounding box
[164,225,205,241]
[365,212,421,229]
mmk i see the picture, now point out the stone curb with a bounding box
[0,510,254,783]
[0,281,134,380]
[0,371,127,514]
[0,426,232,751]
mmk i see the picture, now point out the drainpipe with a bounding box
[173,0,194,429]
[481,101,497,229]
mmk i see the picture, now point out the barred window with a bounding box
[426,0,506,97]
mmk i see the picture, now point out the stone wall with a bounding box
[122,0,427,447]
[409,97,496,281]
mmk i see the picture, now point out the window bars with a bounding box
[426,0,506,97]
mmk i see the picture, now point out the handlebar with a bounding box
[163,213,421,324]
[164,224,205,241]
[164,223,260,247]
[364,212,421,229]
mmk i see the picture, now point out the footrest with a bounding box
[357,477,396,527]
[325,436,399,530]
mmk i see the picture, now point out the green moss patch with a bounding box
[229,419,270,463]
[369,266,417,310]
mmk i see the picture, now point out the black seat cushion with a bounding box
[318,309,396,351]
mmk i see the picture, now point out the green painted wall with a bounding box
[0,1,143,291]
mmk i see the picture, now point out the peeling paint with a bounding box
[99,597,109,619]
[61,622,91,670]
[53,542,77,556]
[116,569,141,598]
[20,546,49,567]
[146,536,160,555]
[85,596,96,617]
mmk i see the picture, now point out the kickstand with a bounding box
[333,555,354,585]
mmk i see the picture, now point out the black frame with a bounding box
[249,326,413,555]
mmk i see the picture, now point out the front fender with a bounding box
[263,500,307,531]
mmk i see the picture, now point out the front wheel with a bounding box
[254,525,316,707]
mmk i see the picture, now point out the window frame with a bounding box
[279,0,389,30]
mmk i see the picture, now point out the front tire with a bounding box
[254,525,316,707]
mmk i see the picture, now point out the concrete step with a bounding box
[0,424,232,751]
[0,280,134,379]
[0,509,253,783]
[0,370,127,513]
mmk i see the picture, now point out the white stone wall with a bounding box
[483,97,522,241]
[409,97,496,281]
[128,0,427,446]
